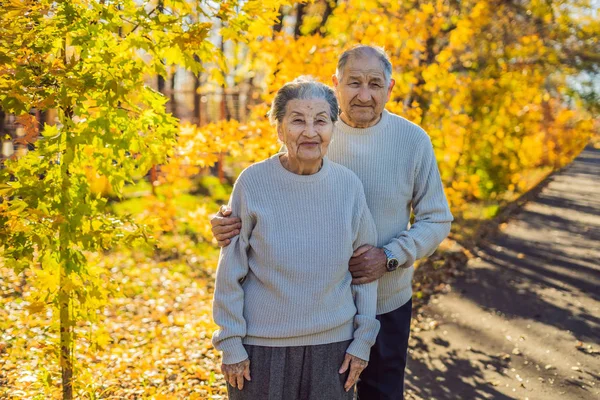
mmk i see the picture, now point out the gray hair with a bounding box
[336,45,393,85]
[268,76,339,126]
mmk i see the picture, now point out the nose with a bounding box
[357,85,371,103]
[304,122,318,138]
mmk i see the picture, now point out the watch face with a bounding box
[387,259,399,271]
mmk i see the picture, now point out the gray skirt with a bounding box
[227,340,354,400]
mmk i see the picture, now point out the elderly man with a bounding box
[211,45,453,400]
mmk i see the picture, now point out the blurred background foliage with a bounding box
[0,0,598,398]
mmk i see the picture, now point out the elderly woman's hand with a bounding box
[339,353,368,392]
[221,358,251,390]
[211,205,242,247]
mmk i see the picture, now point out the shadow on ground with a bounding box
[407,335,516,400]
[406,145,600,400]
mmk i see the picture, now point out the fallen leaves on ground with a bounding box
[0,241,227,399]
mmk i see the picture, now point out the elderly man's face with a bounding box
[333,56,394,128]
[278,98,334,164]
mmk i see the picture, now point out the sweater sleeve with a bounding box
[211,178,254,365]
[384,135,453,268]
[346,191,380,361]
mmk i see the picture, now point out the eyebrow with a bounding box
[347,75,385,82]
[289,111,329,117]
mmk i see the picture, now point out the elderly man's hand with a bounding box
[221,358,251,390]
[211,205,241,247]
[349,245,387,284]
[339,353,368,392]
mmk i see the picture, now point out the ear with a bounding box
[277,124,284,143]
[386,79,395,101]
[332,74,339,88]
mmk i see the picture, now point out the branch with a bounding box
[125,6,159,38]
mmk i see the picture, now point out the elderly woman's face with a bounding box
[278,98,334,163]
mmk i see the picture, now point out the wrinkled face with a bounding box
[333,56,394,128]
[278,98,334,163]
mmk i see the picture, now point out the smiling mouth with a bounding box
[300,142,320,146]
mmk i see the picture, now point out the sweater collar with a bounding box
[270,152,331,183]
[335,109,391,136]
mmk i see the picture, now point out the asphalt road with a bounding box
[406,145,600,400]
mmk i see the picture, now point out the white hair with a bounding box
[268,76,339,126]
[336,45,393,85]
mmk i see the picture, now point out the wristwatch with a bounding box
[383,248,400,272]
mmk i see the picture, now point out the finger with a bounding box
[244,363,251,382]
[347,358,364,391]
[352,245,372,257]
[228,375,237,388]
[217,239,231,248]
[212,221,241,233]
[345,369,359,392]
[215,228,240,241]
[236,373,244,390]
[349,263,368,273]
[338,354,351,374]
[220,205,233,216]
[352,276,375,285]
[211,216,241,228]
[349,270,368,280]
[350,271,363,280]
[349,256,366,266]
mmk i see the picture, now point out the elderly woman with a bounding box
[212,77,379,400]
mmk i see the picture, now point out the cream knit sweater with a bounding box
[327,110,454,314]
[212,154,380,365]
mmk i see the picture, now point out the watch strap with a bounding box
[383,247,399,271]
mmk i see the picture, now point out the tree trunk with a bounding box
[151,0,165,195]
[59,106,74,400]
[169,69,177,117]
[294,4,306,38]
[413,36,437,119]
[150,166,158,195]
[157,75,165,94]
[157,0,166,95]
[59,289,73,400]
[246,76,255,117]
[217,25,227,182]
[193,73,201,125]
[312,0,337,35]
[193,55,202,125]
[153,68,165,195]
[272,5,284,38]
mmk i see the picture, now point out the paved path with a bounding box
[406,145,600,400]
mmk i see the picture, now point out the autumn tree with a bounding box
[175,0,597,213]
[0,0,289,398]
